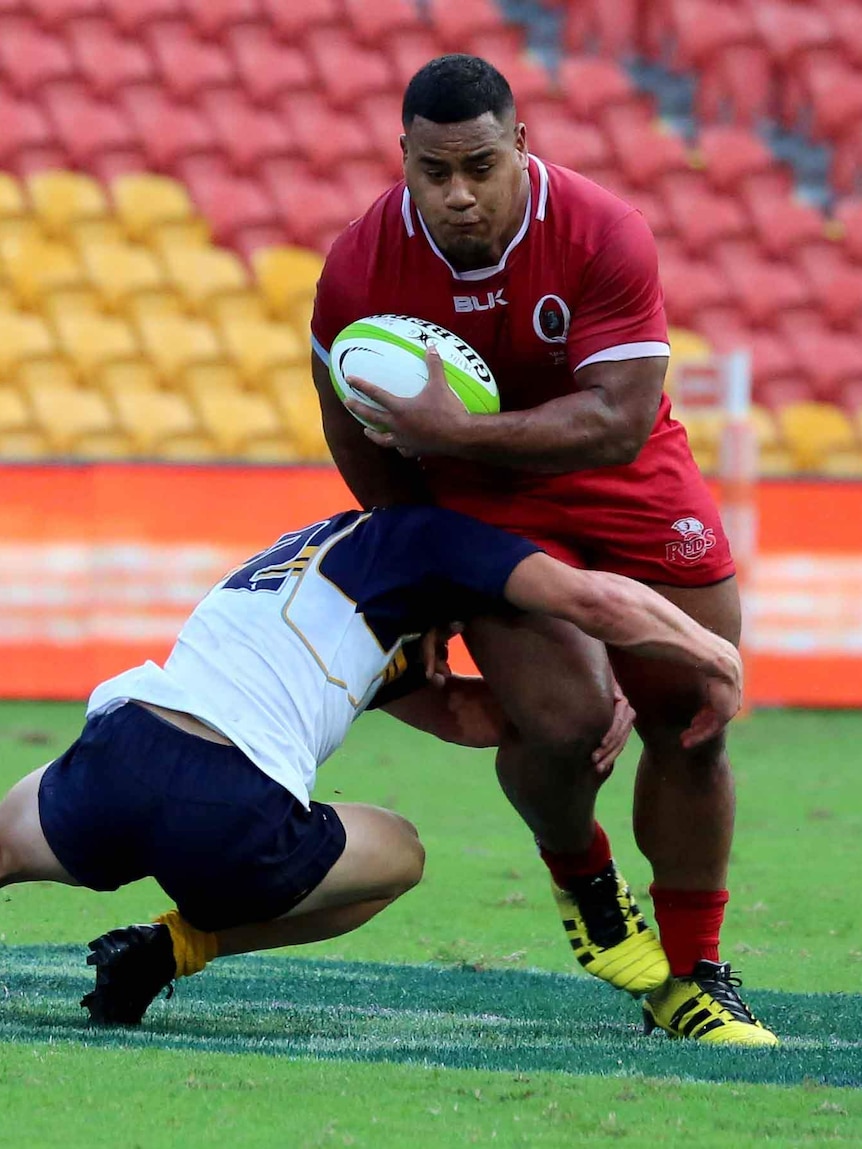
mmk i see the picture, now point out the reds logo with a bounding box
[665,517,716,564]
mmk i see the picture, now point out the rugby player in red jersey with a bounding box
[311,55,776,1045]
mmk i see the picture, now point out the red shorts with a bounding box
[428,417,735,587]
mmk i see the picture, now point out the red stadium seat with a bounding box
[122,85,220,170]
[565,0,644,59]
[696,44,773,125]
[658,256,734,327]
[696,316,802,396]
[201,89,290,174]
[784,324,862,401]
[828,1,862,69]
[742,191,827,259]
[660,0,757,69]
[66,17,154,97]
[231,224,288,262]
[465,31,552,104]
[751,1,834,68]
[426,0,506,49]
[830,123,862,199]
[146,20,235,101]
[184,0,262,40]
[260,0,342,40]
[795,245,862,329]
[30,0,104,26]
[791,59,862,143]
[103,0,182,34]
[558,56,641,121]
[41,82,139,167]
[0,84,60,167]
[605,117,692,189]
[526,110,612,178]
[385,28,446,90]
[696,125,790,196]
[336,159,394,219]
[261,163,351,249]
[664,183,752,257]
[182,172,279,244]
[835,198,862,263]
[754,377,817,410]
[225,25,314,104]
[304,28,394,109]
[717,253,812,327]
[0,16,77,95]
[342,0,423,46]
[276,93,369,175]
[357,93,405,179]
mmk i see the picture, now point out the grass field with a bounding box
[0,701,860,1146]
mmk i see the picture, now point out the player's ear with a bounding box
[399,133,408,165]
[514,122,528,166]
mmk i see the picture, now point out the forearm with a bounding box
[323,408,427,508]
[382,677,505,748]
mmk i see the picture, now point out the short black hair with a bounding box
[402,55,514,128]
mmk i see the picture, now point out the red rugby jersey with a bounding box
[312,156,671,482]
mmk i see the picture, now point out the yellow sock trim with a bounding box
[155,910,218,979]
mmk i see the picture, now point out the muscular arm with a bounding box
[312,352,427,507]
[444,355,667,472]
[380,676,506,748]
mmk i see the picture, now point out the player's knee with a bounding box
[387,813,426,895]
[516,690,614,759]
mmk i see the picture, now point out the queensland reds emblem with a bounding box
[532,294,571,344]
[665,517,717,564]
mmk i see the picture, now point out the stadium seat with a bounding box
[276,93,369,175]
[606,117,692,189]
[748,404,797,476]
[828,1,862,69]
[696,44,773,125]
[193,386,286,456]
[111,386,203,454]
[95,360,161,401]
[784,324,862,401]
[717,254,812,328]
[218,316,303,384]
[427,0,508,49]
[103,0,183,34]
[652,0,757,69]
[265,365,331,461]
[795,247,862,329]
[0,15,77,95]
[335,159,394,220]
[743,191,829,260]
[465,31,553,104]
[40,82,140,168]
[777,400,861,473]
[0,233,89,309]
[304,28,394,109]
[385,28,447,91]
[184,0,263,40]
[0,172,30,236]
[695,126,791,197]
[0,386,34,437]
[65,16,155,97]
[121,85,220,172]
[659,257,733,327]
[564,0,644,59]
[22,376,129,455]
[182,172,280,245]
[664,184,752,257]
[200,89,290,174]
[54,311,140,378]
[135,313,225,384]
[0,428,52,458]
[751,1,834,69]
[835,199,862,264]
[342,0,424,46]
[160,244,251,316]
[79,243,172,313]
[0,84,61,169]
[526,109,612,178]
[782,57,862,143]
[252,245,323,322]
[260,161,351,249]
[31,0,109,27]
[26,170,109,238]
[225,24,314,105]
[356,93,407,179]
[145,21,236,101]
[260,0,342,40]
[558,56,643,122]
[111,173,206,244]
[675,407,722,473]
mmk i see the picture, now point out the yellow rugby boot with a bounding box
[552,862,670,996]
[643,959,779,1045]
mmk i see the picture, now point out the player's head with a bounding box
[401,55,529,270]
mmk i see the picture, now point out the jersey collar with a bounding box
[402,154,549,282]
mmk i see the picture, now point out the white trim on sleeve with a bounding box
[575,341,670,371]
[311,333,330,367]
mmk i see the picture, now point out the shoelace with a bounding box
[694,962,758,1023]
[569,866,628,947]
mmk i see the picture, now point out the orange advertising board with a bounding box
[0,464,860,706]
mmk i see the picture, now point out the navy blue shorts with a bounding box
[38,702,347,932]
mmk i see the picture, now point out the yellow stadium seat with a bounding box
[155,434,221,460]
[0,312,56,375]
[160,246,252,317]
[0,176,38,246]
[266,366,330,461]
[778,401,861,472]
[23,378,120,454]
[27,172,110,240]
[0,386,33,435]
[0,234,91,310]
[179,363,246,401]
[96,361,161,400]
[193,388,286,456]
[749,404,797,476]
[135,314,226,384]
[111,174,205,244]
[13,358,78,392]
[665,327,713,399]
[243,438,303,463]
[252,246,323,321]
[80,243,174,313]
[53,312,140,380]
[219,318,303,385]
[147,219,212,253]
[111,387,202,454]
[0,429,51,458]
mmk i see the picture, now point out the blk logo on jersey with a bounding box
[665,517,716,564]
[453,289,508,313]
[532,294,571,344]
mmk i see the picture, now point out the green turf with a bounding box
[0,702,861,1146]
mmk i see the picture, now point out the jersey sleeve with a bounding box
[310,227,363,365]
[566,209,669,372]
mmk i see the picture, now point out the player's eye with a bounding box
[423,167,448,181]
[472,164,493,175]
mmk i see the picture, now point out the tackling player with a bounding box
[311,55,777,1045]
[0,505,743,1027]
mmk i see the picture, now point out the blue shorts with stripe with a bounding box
[38,702,346,932]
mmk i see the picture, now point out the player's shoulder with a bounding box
[323,180,407,272]
[538,157,645,252]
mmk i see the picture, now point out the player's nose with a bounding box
[444,176,477,210]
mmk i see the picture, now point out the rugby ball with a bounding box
[329,314,499,429]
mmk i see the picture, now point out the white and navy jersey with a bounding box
[87,506,539,807]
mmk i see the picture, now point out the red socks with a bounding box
[539,823,612,889]
[650,885,729,976]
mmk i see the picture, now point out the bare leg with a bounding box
[466,612,615,852]
[0,765,80,887]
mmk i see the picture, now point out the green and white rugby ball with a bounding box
[329,314,499,429]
